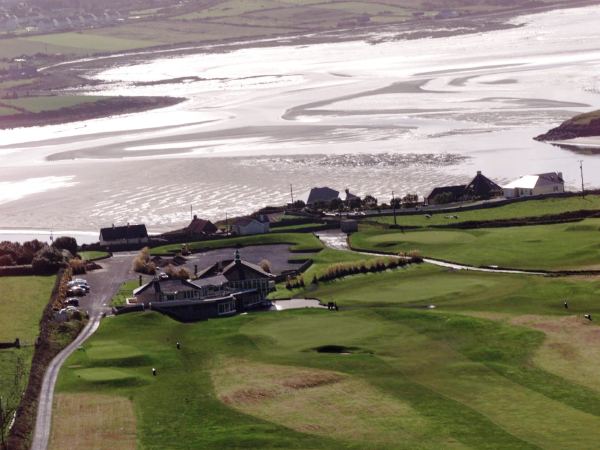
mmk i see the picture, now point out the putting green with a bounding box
[366,230,476,246]
[87,341,146,362]
[74,368,139,383]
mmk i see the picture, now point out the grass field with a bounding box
[0,0,576,61]
[373,195,600,227]
[1,95,104,114]
[0,276,54,415]
[271,222,328,232]
[351,218,600,270]
[151,232,324,255]
[53,260,600,449]
[78,251,110,261]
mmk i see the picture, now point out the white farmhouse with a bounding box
[232,216,270,235]
[503,172,564,198]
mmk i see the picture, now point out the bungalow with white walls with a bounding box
[503,172,564,198]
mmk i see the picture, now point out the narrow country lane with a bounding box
[30,253,136,450]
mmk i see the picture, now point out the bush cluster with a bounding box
[164,264,191,280]
[133,247,156,275]
[315,257,401,283]
[285,275,305,290]
[69,258,86,275]
[32,245,68,274]
[0,240,45,266]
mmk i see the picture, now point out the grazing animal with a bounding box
[152,368,157,376]
[584,314,592,321]
[564,300,568,309]
[425,214,432,219]
[176,342,181,350]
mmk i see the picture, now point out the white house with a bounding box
[503,172,564,198]
[232,216,270,235]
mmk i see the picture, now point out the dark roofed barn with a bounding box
[426,185,466,205]
[187,215,218,236]
[99,224,149,249]
[463,171,503,200]
[303,187,340,205]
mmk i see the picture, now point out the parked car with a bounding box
[65,298,80,306]
[158,272,169,280]
[67,286,86,296]
[68,280,90,292]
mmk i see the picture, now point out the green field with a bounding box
[271,222,328,232]
[373,195,600,227]
[1,95,104,114]
[111,279,142,307]
[0,0,576,61]
[0,276,54,414]
[151,232,324,255]
[53,260,600,449]
[78,251,110,261]
[351,218,600,270]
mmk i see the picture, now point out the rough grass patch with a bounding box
[49,393,136,450]
[212,359,428,445]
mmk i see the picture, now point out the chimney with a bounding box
[193,214,198,220]
[477,171,482,175]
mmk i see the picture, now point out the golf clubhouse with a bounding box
[132,250,276,321]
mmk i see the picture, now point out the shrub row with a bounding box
[284,253,422,289]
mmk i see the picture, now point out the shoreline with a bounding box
[3,0,599,130]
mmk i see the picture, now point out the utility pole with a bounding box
[579,160,585,198]
[225,212,229,236]
[190,205,193,220]
[290,184,294,205]
[392,191,397,226]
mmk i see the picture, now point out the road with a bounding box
[30,252,136,450]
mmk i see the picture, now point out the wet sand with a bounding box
[3,4,600,232]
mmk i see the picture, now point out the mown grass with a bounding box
[54,275,600,450]
[151,232,323,255]
[373,195,600,227]
[281,263,600,316]
[0,276,54,413]
[351,218,600,270]
[78,250,110,261]
[111,279,141,307]
[2,95,104,114]
[271,222,328,232]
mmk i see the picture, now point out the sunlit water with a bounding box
[2,5,600,233]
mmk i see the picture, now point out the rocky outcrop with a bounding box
[535,110,600,141]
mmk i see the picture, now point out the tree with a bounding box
[32,245,67,274]
[0,356,25,448]
[348,197,362,209]
[329,198,344,211]
[362,195,378,208]
[52,236,78,256]
[390,197,402,209]
[292,200,305,209]
[0,254,15,267]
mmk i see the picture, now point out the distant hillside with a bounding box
[535,110,600,141]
